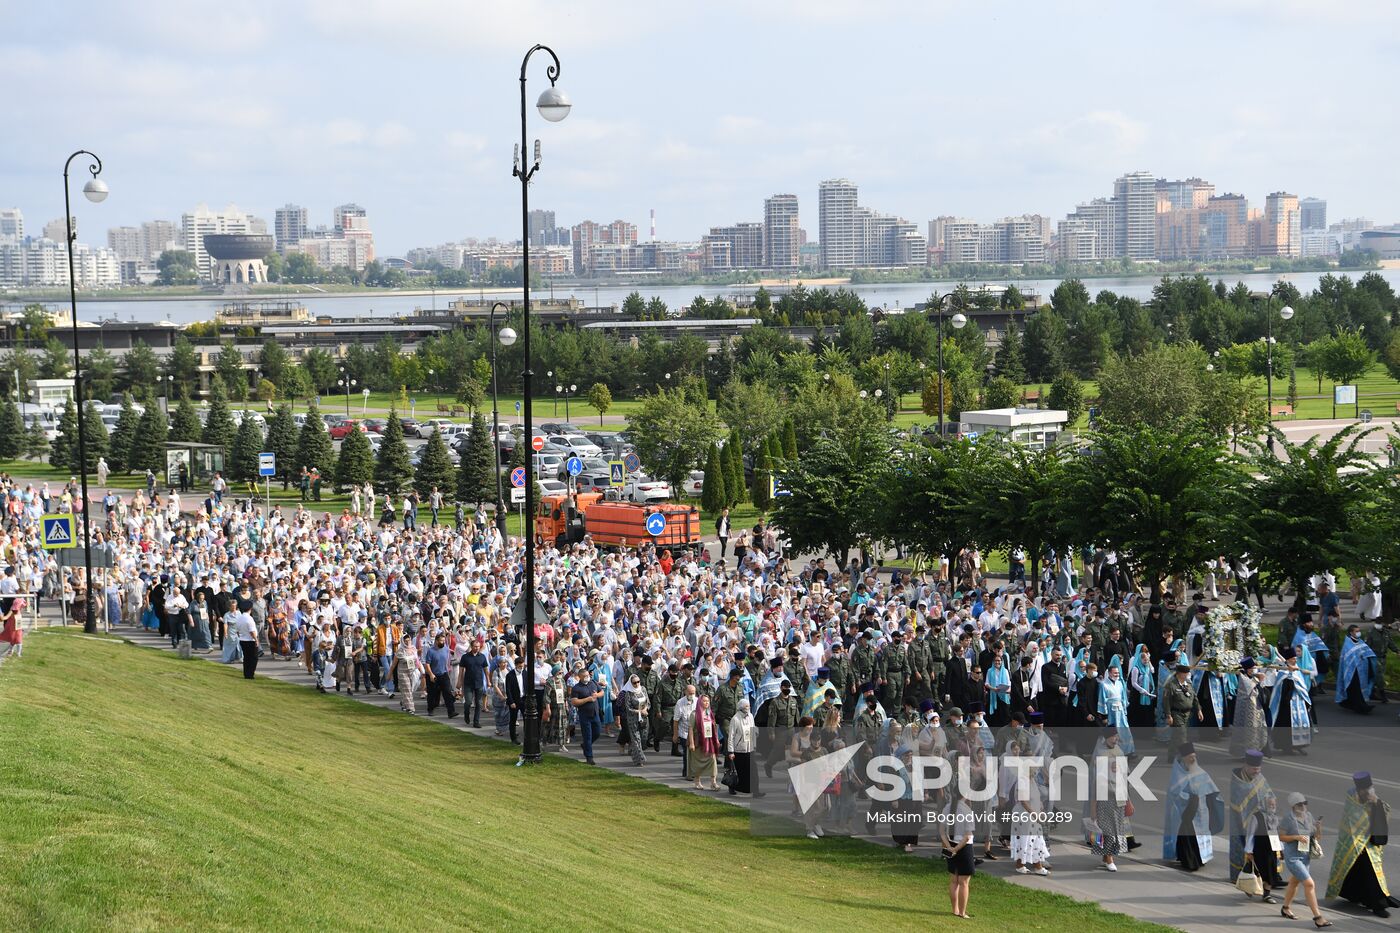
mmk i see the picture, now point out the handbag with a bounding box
[1308,836,1324,859]
[721,762,740,790]
[1236,866,1265,897]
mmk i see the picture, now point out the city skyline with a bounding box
[4,1,1399,255]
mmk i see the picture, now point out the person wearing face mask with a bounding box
[1335,624,1378,715]
[1328,772,1400,917]
[622,674,650,766]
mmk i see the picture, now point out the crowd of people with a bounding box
[1,470,1397,922]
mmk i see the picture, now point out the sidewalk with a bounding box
[106,625,1390,933]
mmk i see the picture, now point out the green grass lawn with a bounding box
[0,632,1164,933]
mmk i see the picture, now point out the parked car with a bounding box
[366,434,383,455]
[362,418,387,434]
[682,470,704,497]
[538,479,568,498]
[329,419,365,440]
[398,418,420,435]
[623,475,672,503]
[586,432,628,456]
[416,419,456,439]
[549,433,602,457]
[574,471,614,493]
[538,422,582,436]
[532,453,564,476]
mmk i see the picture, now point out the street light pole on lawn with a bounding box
[63,149,107,635]
[491,301,514,538]
[929,293,967,437]
[513,42,571,765]
[1263,296,1295,453]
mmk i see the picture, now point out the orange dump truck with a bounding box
[535,492,702,550]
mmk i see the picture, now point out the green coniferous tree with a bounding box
[107,394,139,472]
[700,443,726,514]
[79,401,109,474]
[170,396,202,443]
[751,441,772,512]
[50,398,78,470]
[374,410,413,497]
[24,422,50,460]
[264,404,298,489]
[782,418,799,461]
[725,429,745,504]
[414,429,456,500]
[202,375,236,449]
[130,404,169,475]
[228,411,264,483]
[295,402,335,478]
[457,411,495,507]
[335,423,374,491]
[0,397,22,459]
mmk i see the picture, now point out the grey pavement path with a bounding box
[91,623,1395,933]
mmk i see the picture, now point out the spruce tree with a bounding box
[24,422,49,460]
[750,440,772,513]
[228,411,264,483]
[264,404,298,489]
[130,404,168,474]
[414,429,456,500]
[374,410,413,497]
[0,397,23,459]
[79,401,109,474]
[108,393,139,473]
[1286,364,1298,410]
[170,396,202,443]
[782,418,799,461]
[295,402,335,478]
[335,423,374,491]
[724,429,745,504]
[993,323,1028,385]
[700,442,726,513]
[50,398,78,470]
[457,411,495,507]
[202,375,236,449]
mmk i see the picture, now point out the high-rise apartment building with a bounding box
[107,226,143,261]
[1155,177,1214,212]
[1114,171,1157,260]
[181,204,263,281]
[1300,197,1327,232]
[818,179,858,269]
[0,208,23,243]
[527,209,570,246]
[701,222,764,271]
[1060,198,1118,261]
[570,219,637,274]
[42,218,67,242]
[1260,192,1301,258]
[763,194,799,271]
[333,203,366,233]
[275,204,308,252]
[140,220,179,261]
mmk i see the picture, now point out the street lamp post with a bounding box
[492,302,515,538]
[929,293,967,437]
[512,42,571,765]
[1264,297,1296,453]
[63,149,108,635]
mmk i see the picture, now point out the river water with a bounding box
[23,268,1400,325]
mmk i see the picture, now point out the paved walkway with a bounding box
[99,624,1391,933]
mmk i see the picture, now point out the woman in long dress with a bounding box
[1090,728,1132,871]
[592,653,615,736]
[0,598,26,660]
[1127,644,1157,729]
[623,674,650,765]
[1229,658,1270,757]
[1164,742,1222,872]
[189,590,213,652]
[689,694,722,790]
[1098,657,1135,755]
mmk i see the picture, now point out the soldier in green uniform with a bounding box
[715,666,745,732]
[658,664,685,756]
[877,628,911,713]
[637,656,662,752]
[1085,611,1112,655]
[928,620,951,704]
[826,641,854,720]
[744,646,765,686]
[908,623,933,706]
[854,682,885,775]
[763,679,801,778]
[695,667,718,709]
[1163,663,1201,759]
[781,647,809,699]
[851,630,877,703]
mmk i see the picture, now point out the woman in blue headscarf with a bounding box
[1098,656,1135,755]
[1127,643,1157,729]
[985,653,1012,727]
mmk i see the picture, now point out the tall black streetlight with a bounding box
[1263,296,1295,453]
[513,43,571,765]
[337,367,356,417]
[63,150,108,635]
[928,293,967,436]
[556,382,576,420]
[491,301,514,537]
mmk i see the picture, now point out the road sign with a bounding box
[531,435,545,452]
[623,452,641,473]
[645,512,667,536]
[769,475,791,498]
[1361,409,1374,423]
[965,432,979,444]
[258,452,276,477]
[41,513,76,550]
[56,548,112,568]
[1335,384,1357,405]
[515,401,522,413]
[565,456,583,476]
[510,487,526,504]
[609,460,626,487]
[510,466,527,488]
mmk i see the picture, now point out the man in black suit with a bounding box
[1011,655,1038,716]
[1039,646,1070,727]
[943,631,975,709]
[504,664,524,744]
[1099,625,1131,673]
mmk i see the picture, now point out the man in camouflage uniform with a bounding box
[826,641,854,721]
[1163,662,1201,759]
[908,623,933,706]
[928,620,951,704]
[695,667,718,710]
[877,628,911,713]
[763,679,801,778]
[657,664,685,756]
[715,667,745,734]
[636,656,662,752]
[781,647,809,699]
[850,631,877,707]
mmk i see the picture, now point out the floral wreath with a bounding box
[1200,601,1267,674]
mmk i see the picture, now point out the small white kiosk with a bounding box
[959,407,1068,449]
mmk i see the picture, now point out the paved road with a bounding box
[78,623,1399,933]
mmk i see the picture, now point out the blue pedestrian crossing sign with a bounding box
[258,452,276,477]
[623,452,641,473]
[510,466,527,488]
[41,513,76,550]
[609,460,626,486]
[565,456,583,476]
[515,401,522,413]
[645,512,666,536]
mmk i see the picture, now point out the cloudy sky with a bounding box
[5,0,1397,255]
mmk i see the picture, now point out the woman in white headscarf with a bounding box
[725,697,757,795]
[622,673,650,765]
